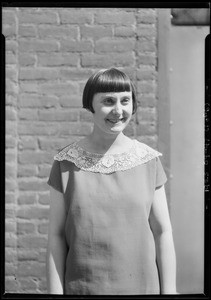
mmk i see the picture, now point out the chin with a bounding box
[109,126,126,134]
[102,126,123,135]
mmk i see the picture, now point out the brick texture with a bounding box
[3,7,159,293]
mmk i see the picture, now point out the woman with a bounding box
[46,68,177,295]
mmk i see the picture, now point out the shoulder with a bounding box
[53,142,79,161]
[133,140,162,159]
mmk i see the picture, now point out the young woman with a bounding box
[46,68,177,295]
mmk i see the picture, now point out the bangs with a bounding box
[94,69,132,94]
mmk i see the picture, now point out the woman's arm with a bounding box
[149,185,177,294]
[46,186,68,294]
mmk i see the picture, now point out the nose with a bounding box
[112,102,122,115]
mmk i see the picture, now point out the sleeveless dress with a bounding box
[47,139,167,295]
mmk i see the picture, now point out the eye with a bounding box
[121,98,131,105]
[103,98,114,105]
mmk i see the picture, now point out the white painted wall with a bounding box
[169,25,208,294]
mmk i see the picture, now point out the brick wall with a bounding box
[3,7,158,293]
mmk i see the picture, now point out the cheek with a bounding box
[125,103,133,115]
[93,107,111,122]
[98,107,112,115]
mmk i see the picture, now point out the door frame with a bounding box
[157,8,172,210]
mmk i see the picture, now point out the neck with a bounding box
[88,128,128,152]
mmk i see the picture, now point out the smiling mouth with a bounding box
[106,118,126,124]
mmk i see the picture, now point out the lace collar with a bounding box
[54,139,162,174]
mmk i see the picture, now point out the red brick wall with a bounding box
[3,7,158,293]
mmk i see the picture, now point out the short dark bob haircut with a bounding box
[82,68,137,114]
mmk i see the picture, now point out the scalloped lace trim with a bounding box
[54,140,162,174]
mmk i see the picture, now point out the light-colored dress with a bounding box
[47,139,167,295]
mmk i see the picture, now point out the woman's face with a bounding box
[91,91,133,135]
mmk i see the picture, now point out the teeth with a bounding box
[109,118,123,122]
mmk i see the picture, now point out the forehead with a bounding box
[94,91,132,98]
